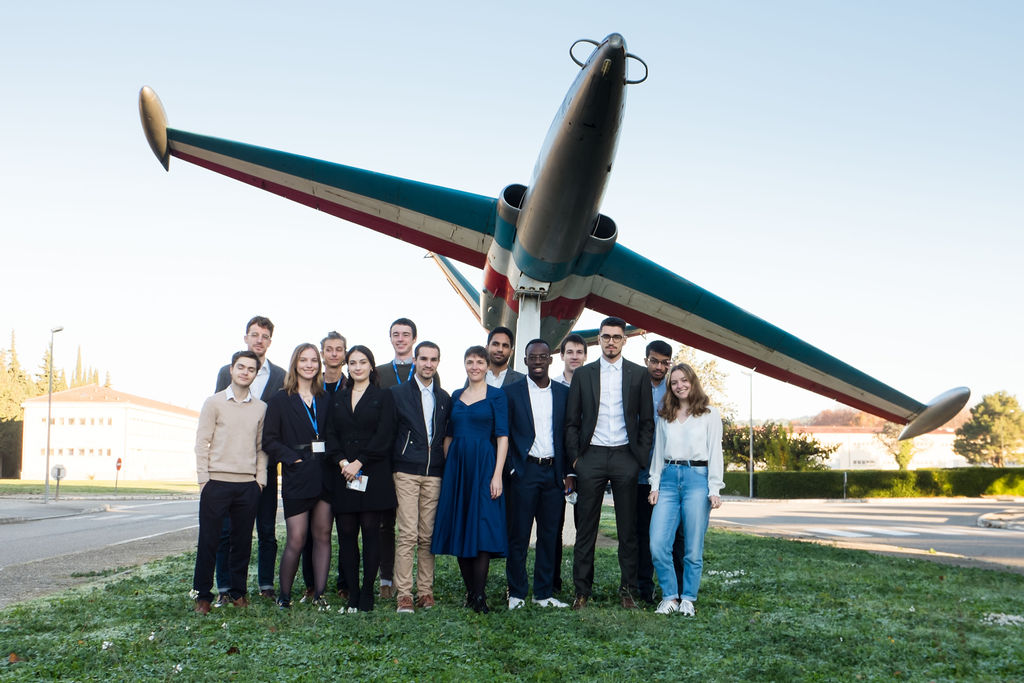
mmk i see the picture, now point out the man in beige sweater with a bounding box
[193,350,268,614]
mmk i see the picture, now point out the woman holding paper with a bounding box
[326,345,396,612]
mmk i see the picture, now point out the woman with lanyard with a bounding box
[262,343,333,609]
[326,345,397,612]
[647,363,724,616]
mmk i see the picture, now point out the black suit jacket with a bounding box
[565,358,655,468]
[216,359,285,400]
[325,384,397,513]
[262,390,329,500]
[505,377,569,484]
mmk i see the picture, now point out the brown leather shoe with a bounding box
[380,584,394,599]
[571,595,588,611]
[396,595,415,613]
[620,592,639,610]
[231,595,249,608]
[194,599,212,614]
[416,594,434,609]
[259,589,276,600]
[336,588,349,600]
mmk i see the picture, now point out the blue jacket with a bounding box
[504,377,569,484]
[390,378,451,477]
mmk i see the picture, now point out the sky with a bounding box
[2,1,1021,421]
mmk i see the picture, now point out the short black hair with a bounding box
[231,349,262,372]
[246,316,274,336]
[487,326,515,345]
[560,333,587,355]
[599,316,627,333]
[415,341,440,357]
[390,318,417,339]
[524,338,550,355]
[645,340,672,358]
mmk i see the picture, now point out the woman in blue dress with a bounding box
[431,345,509,613]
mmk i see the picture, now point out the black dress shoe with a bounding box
[472,593,490,614]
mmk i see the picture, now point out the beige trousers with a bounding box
[393,471,442,600]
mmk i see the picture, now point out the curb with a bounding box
[978,511,1024,531]
[0,504,110,525]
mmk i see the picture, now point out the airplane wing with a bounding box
[140,88,495,268]
[586,243,968,438]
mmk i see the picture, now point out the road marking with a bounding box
[848,526,918,537]
[892,526,972,536]
[164,514,194,520]
[805,528,870,538]
[106,525,199,546]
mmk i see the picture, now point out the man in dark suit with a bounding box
[566,316,654,610]
[504,339,572,609]
[213,315,285,602]
[484,326,525,387]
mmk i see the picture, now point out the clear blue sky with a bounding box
[2,1,1021,420]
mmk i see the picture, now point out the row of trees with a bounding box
[0,333,110,477]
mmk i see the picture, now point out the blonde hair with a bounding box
[658,363,710,421]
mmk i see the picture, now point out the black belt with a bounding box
[586,444,629,454]
[527,455,554,466]
[665,459,708,467]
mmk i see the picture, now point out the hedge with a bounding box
[721,468,1024,499]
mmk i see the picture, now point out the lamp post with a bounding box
[44,326,64,504]
[741,368,755,498]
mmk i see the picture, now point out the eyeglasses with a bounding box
[647,358,672,367]
[246,333,272,342]
[526,354,551,362]
[599,334,625,343]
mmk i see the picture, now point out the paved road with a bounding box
[0,498,200,609]
[711,497,1024,573]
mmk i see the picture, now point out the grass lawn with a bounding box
[2,529,1023,681]
[0,480,198,496]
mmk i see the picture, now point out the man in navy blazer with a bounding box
[213,315,286,600]
[504,339,573,609]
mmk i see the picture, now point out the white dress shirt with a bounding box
[591,356,628,447]
[250,360,270,400]
[415,374,435,443]
[224,387,254,403]
[526,377,554,459]
[485,367,509,388]
[648,406,725,496]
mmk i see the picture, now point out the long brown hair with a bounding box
[283,343,326,397]
[658,363,710,421]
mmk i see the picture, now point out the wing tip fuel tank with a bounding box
[138,86,170,171]
[899,386,971,440]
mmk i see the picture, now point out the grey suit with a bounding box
[213,359,285,592]
[565,357,654,599]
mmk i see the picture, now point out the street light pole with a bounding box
[44,326,64,504]
[741,368,755,498]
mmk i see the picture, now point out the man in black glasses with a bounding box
[565,317,654,610]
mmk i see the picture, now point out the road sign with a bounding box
[116,458,123,471]
[51,464,66,481]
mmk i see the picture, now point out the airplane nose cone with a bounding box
[604,33,625,51]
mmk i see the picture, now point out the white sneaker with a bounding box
[655,599,679,614]
[679,599,695,616]
[532,596,569,608]
[508,596,526,610]
[339,606,358,614]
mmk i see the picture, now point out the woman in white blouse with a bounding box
[647,363,724,616]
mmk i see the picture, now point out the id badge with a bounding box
[311,441,326,454]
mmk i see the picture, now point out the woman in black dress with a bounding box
[262,343,332,609]
[326,345,396,612]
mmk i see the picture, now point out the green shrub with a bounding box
[730,467,1024,498]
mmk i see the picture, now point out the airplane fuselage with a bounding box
[480,34,628,344]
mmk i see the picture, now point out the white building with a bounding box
[21,385,199,482]
[791,425,967,470]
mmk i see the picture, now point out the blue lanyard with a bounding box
[393,360,414,384]
[325,378,342,393]
[302,396,319,439]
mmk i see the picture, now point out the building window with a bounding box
[107,449,112,456]
[79,418,85,425]
[107,418,112,426]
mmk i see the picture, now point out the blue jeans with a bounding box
[649,464,710,602]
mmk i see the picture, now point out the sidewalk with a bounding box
[0,498,110,525]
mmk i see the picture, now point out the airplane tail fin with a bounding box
[428,253,482,324]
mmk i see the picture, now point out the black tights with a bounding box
[457,552,493,597]
[338,510,382,611]
[279,500,333,600]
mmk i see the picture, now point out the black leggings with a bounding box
[337,510,383,611]
[279,500,333,600]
